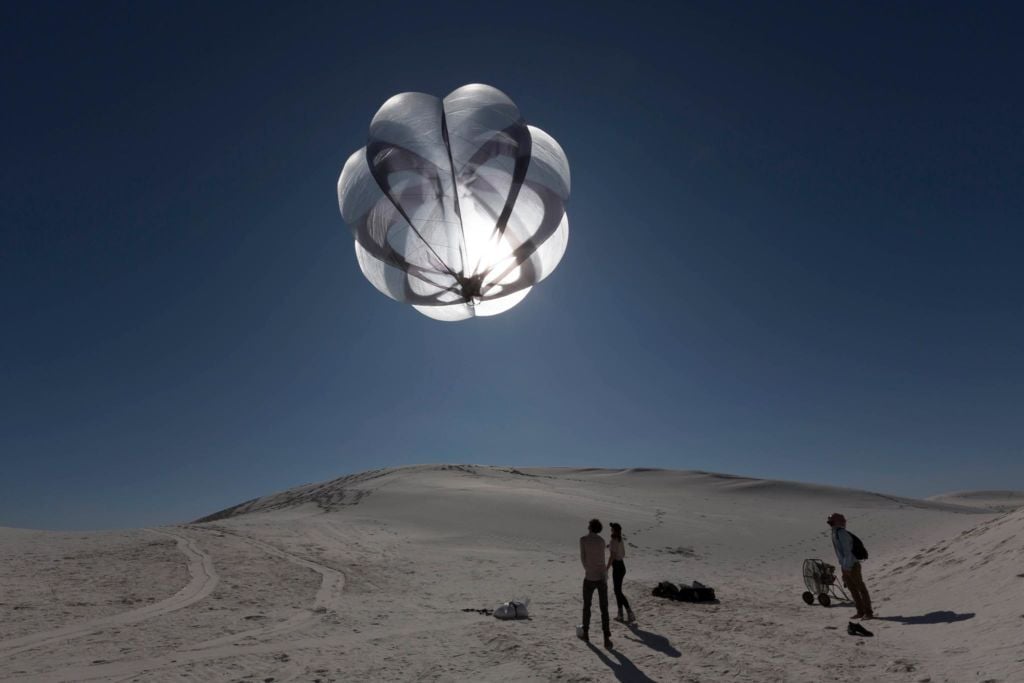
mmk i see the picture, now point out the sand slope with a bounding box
[927,490,1024,513]
[1,465,1020,682]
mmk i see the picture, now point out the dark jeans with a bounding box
[582,578,611,637]
[842,562,873,617]
[612,560,631,613]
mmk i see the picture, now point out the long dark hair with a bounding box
[610,522,623,540]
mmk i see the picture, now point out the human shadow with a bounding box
[878,611,975,625]
[586,642,657,683]
[625,624,681,658]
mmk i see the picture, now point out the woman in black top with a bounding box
[607,522,636,623]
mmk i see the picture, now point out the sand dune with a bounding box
[1,464,1020,682]
[927,490,1024,512]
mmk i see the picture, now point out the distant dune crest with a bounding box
[194,464,1006,522]
[926,490,1024,512]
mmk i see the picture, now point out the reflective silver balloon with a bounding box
[338,84,570,320]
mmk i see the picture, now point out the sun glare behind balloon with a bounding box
[338,83,570,321]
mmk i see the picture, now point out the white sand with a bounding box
[927,490,1024,513]
[1,465,1021,682]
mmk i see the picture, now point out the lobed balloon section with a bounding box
[338,84,570,321]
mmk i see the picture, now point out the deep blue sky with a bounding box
[3,1,1022,529]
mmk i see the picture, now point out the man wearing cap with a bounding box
[827,512,873,619]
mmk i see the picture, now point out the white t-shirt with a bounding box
[580,533,607,581]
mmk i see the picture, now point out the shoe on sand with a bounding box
[604,637,614,649]
[847,622,873,637]
[852,613,864,619]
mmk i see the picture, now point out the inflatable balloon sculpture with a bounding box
[337,84,570,320]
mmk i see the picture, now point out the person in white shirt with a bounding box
[606,522,636,623]
[579,518,613,648]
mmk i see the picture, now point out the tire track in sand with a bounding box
[0,528,218,659]
[25,525,347,683]
[180,524,345,650]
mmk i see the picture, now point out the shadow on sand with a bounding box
[586,642,656,683]
[878,611,975,625]
[624,624,681,658]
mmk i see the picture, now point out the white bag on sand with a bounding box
[493,599,529,620]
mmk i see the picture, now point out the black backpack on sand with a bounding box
[652,581,680,599]
[677,581,716,602]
